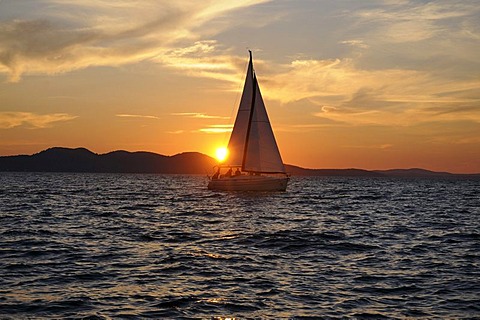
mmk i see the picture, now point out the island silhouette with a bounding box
[0,147,478,178]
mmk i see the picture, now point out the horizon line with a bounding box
[1,146,479,175]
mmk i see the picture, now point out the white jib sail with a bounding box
[242,76,286,173]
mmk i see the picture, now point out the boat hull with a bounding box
[208,175,289,191]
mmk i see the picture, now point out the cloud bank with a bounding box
[0,0,268,81]
[1,0,478,129]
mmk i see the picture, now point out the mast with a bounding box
[242,50,256,172]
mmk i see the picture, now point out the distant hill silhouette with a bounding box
[0,147,216,174]
[1,147,479,178]
[373,168,455,177]
[284,165,383,177]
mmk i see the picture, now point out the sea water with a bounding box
[0,172,479,319]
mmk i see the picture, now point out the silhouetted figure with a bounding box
[235,168,241,176]
[212,168,220,179]
[225,168,233,177]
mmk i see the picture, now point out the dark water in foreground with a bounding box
[0,173,479,319]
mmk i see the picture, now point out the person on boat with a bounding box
[225,168,233,177]
[212,167,220,179]
[235,168,241,176]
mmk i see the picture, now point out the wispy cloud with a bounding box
[167,130,185,134]
[116,114,159,119]
[340,40,368,49]
[171,112,229,119]
[349,0,480,69]
[199,124,233,133]
[0,1,269,81]
[153,40,247,85]
[243,55,479,126]
[0,112,77,129]
[354,1,478,42]
[170,111,233,133]
[160,47,480,127]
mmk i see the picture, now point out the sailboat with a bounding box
[208,51,289,191]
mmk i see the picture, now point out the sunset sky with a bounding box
[1,0,479,173]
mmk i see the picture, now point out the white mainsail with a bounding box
[225,53,254,168]
[225,51,286,173]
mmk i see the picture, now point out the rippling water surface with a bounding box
[0,173,479,319]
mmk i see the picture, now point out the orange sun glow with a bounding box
[215,147,228,162]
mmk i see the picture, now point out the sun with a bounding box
[215,147,228,162]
